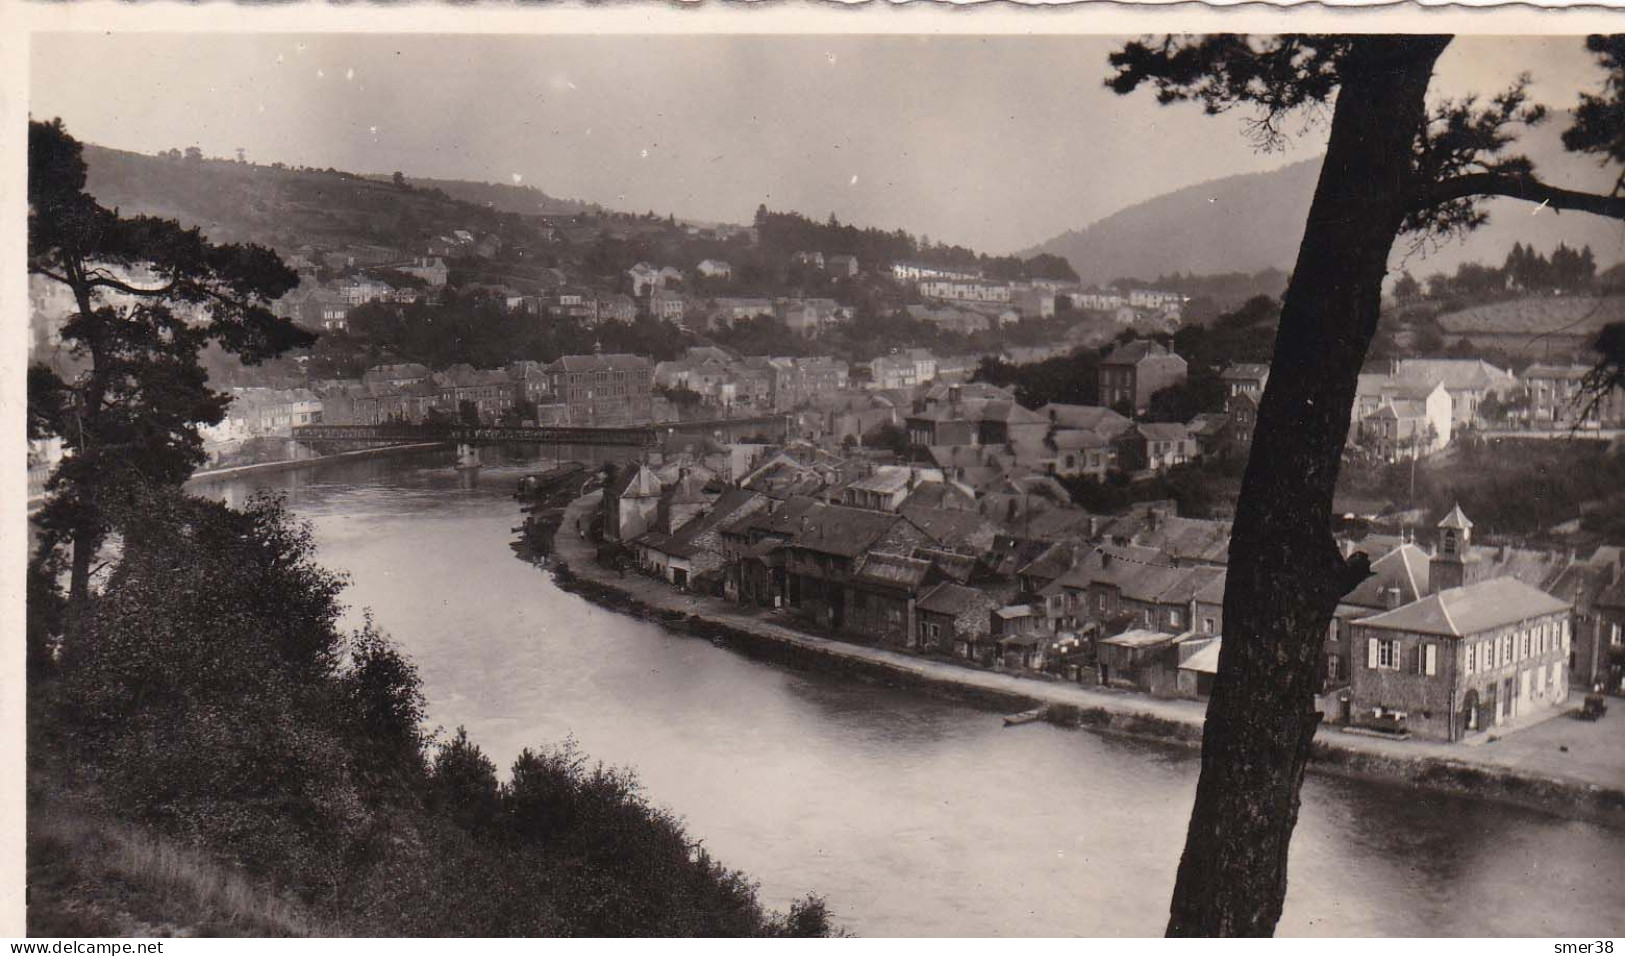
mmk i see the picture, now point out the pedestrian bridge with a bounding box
[292,422,659,447]
[290,415,789,449]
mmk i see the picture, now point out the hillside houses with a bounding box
[1520,363,1625,429]
[1389,358,1518,428]
[1098,340,1188,416]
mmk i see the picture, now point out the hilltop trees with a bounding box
[27,118,314,642]
[1109,35,1625,937]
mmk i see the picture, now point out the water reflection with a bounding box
[200,449,1625,937]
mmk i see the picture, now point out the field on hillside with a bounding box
[1432,295,1625,359]
[82,144,530,254]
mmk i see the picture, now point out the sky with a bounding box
[28,33,1614,255]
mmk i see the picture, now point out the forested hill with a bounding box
[78,143,539,253]
[361,172,601,218]
[1028,145,1625,287]
[1023,159,1323,286]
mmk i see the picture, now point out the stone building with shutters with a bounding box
[1346,505,1573,741]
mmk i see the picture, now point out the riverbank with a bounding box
[551,491,1625,826]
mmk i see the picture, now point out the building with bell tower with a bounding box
[1430,503,1482,594]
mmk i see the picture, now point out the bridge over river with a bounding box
[292,414,791,454]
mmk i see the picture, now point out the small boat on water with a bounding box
[1003,706,1048,727]
[516,461,587,500]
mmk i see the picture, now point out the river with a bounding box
[204,446,1624,937]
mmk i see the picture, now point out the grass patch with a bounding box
[27,796,324,938]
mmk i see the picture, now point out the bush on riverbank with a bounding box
[29,486,834,937]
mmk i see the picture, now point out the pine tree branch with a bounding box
[83,269,180,298]
[30,265,73,286]
[1415,171,1625,219]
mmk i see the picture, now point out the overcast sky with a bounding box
[29,34,1612,254]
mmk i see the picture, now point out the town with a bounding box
[26,167,1625,743]
[22,29,1625,941]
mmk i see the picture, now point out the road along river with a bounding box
[204,446,1625,937]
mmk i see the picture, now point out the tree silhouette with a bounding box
[1109,35,1625,937]
[28,118,313,640]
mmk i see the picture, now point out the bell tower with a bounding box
[1430,503,1475,594]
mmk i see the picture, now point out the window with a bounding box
[1326,655,1341,682]
[1203,617,1216,635]
[1416,642,1437,677]
[1465,643,1475,676]
[1613,623,1623,647]
[1520,631,1531,659]
[1369,637,1401,670]
[1169,609,1184,628]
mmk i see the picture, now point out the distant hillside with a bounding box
[1029,144,1625,287]
[364,173,600,218]
[79,143,536,255]
[1026,159,1324,286]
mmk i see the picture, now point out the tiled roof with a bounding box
[1019,542,1078,582]
[853,552,933,591]
[1101,340,1167,365]
[1021,509,1097,541]
[790,504,902,558]
[899,507,990,548]
[1438,503,1473,530]
[898,481,976,513]
[606,463,662,500]
[1355,576,1572,637]
[1394,358,1517,391]
[1137,422,1192,442]
[1099,628,1177,649]
[913,547,980,584]
[917,582,990,616]
[1041,403,1132,434]
[547,353,652,373]
[1341,542,1431,609]
[1051,429,1111,451]
[847,468,916,496]
[1179,639,1223,674]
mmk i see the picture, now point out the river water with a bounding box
[205,447,1624,937]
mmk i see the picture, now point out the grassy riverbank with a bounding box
[551,492,1625,827]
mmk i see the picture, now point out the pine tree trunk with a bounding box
[65,521,96,642]
[1165,36,1452,938]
